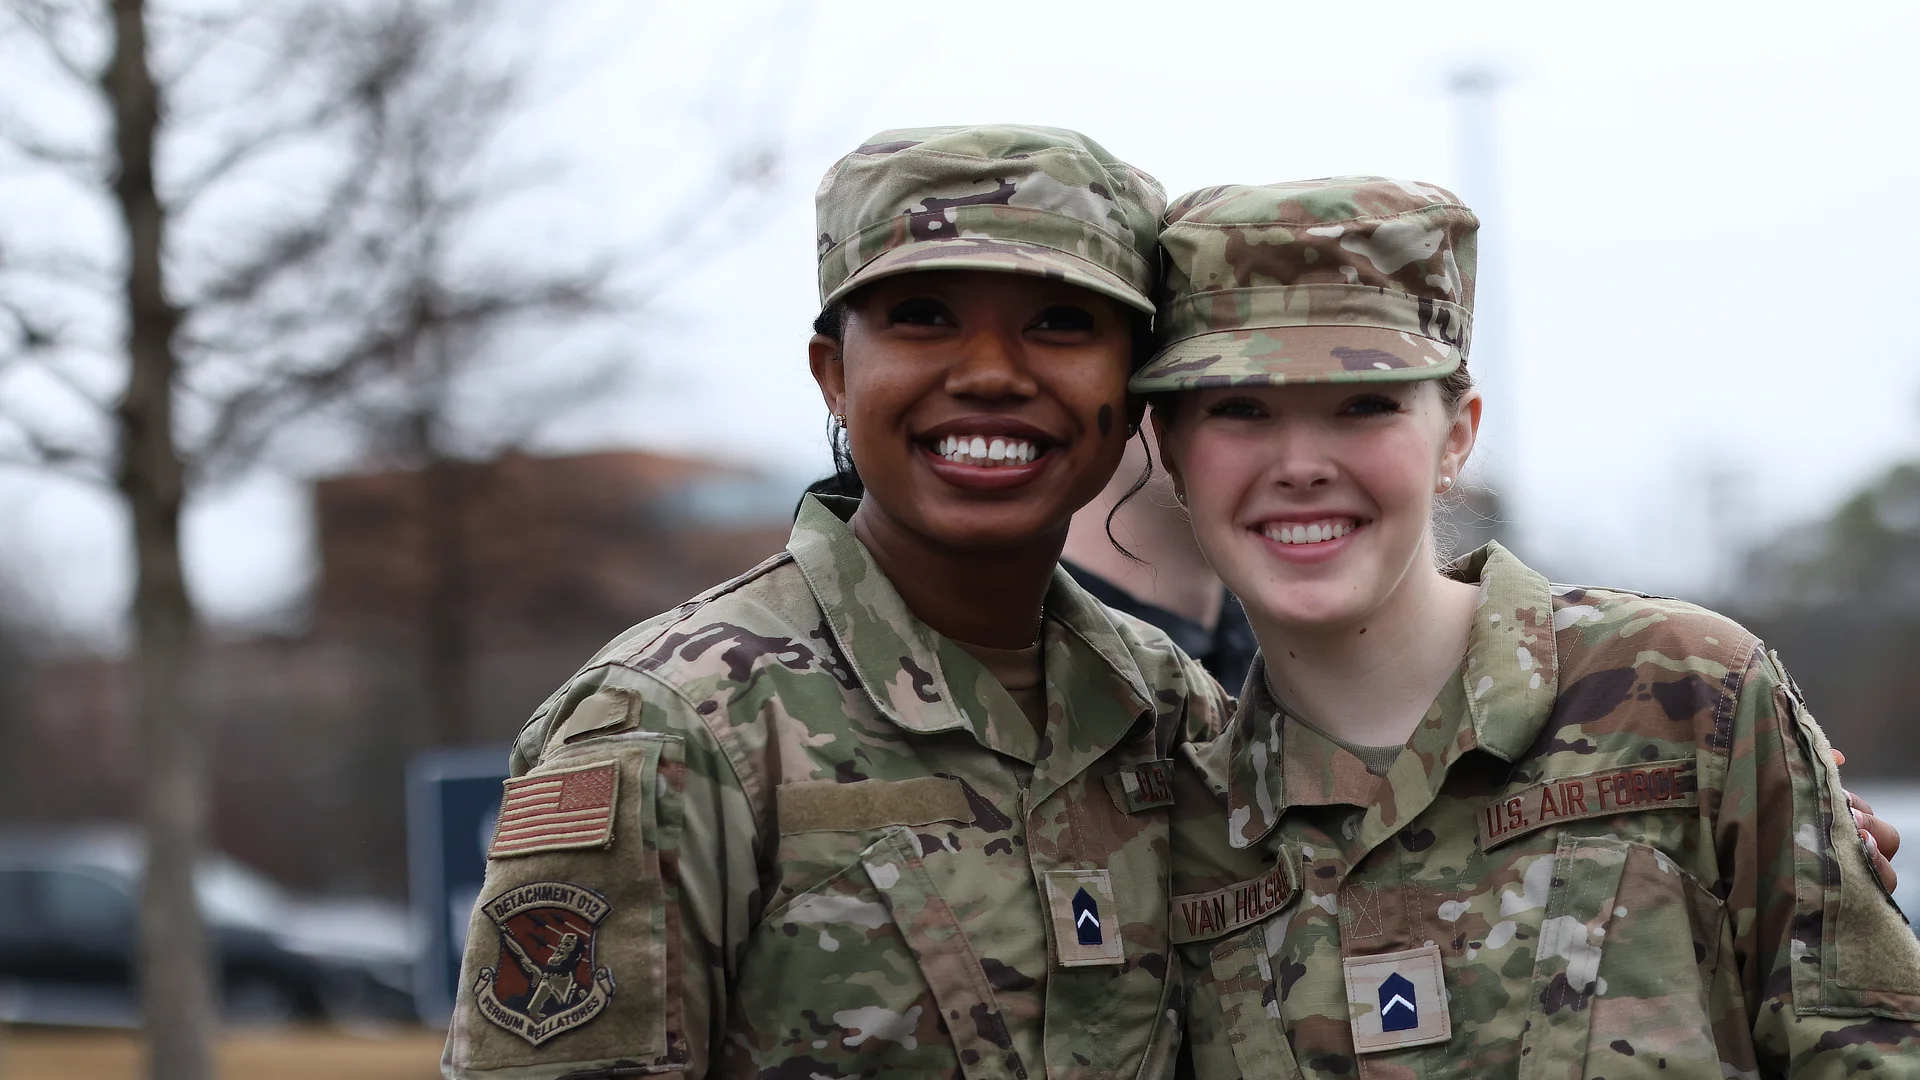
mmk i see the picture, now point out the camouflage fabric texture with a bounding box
[815,124,1166,314]
[1130,177,1476,393]
[442,495,1233,1079]
[1168,543,1920,1079]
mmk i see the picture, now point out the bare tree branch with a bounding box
[148,4,252,88]
[168,93,364,214]
[0,109,101,179]
[0,412,110,486]
[8,0,101,86]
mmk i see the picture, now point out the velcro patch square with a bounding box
[1343,944,1451,1053]
[490,761,620,859]
[1045,869,1125,967]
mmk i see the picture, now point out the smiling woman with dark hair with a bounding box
[441,125,1229,1080]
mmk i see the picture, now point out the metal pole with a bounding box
[1449,66,1517,549]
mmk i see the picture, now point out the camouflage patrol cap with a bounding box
[1130,177,1477,392]
[815,125,1165,314]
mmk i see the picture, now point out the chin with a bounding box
[1248,590,1371,632]
[920,500,1067,551]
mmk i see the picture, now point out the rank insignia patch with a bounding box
[1344,944,1450,1053]
[489,761,619,858]
[1045,869,1125,967]
[1073,888,1102,945]
[1379,972,1418,1032]
[474,881,616,1045]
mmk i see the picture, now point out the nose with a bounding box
[1265,422,1337,491]
[944,324,1038,400]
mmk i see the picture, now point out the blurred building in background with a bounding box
[0,451,793,899]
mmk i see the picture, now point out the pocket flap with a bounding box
[778,777,973,834]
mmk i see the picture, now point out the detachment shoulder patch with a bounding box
[474,881,616,1045]
[490,761,619,858]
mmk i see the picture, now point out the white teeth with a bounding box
[933,435,1040,468]
[1261,519,1358,545]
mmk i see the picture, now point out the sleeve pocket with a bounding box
[1783,685,1920,1020]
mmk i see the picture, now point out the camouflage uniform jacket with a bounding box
[1168,543,1920,1080]
[443,496,1231,1080]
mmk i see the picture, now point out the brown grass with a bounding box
[0,1025,445,1079]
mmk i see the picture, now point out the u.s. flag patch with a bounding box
[489,761,620,859]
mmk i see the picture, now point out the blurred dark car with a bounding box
[0,827,417,1026]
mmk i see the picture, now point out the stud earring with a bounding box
[1438,475,1455,493]
[833,412,847,428]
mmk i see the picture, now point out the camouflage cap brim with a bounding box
[1129,323,1461,393]
[825,237,1156,315]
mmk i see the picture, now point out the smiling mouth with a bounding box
[1256,518,1365,546]
[930,434,1042,468]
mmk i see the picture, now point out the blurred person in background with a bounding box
[1144,178,1920,1078]
[1063,431,1258,693]
[442,124,1232,1079]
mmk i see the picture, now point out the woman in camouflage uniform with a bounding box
[1141,178,1920,1078]
[442,125,1230,1080]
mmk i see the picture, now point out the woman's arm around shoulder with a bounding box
[1722,643,1920,1077]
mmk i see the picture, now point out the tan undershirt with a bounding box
[1268,673,1403,778]
[956,639,1047,734]
[1305,722,1402,777]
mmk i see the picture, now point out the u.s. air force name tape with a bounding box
[1480,758,1698,850]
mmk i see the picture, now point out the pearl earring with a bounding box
[1438,475,1455,493]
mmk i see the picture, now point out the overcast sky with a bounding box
[5,0,1918,642]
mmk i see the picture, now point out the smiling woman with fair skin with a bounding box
[1148,178,1920,1079]
[1166,379,1481,751]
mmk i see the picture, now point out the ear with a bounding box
[809,333,846,418]
[1439,386,1483,487]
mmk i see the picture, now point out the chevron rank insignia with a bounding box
[1344,944,1450,1052]
[1045,869,1124,967]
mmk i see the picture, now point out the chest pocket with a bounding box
[1513,834,1744,1080]
[742,786,1032,1080]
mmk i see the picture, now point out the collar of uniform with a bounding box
[1031,556,1158,799]
[788,495,1154,765]
[1443,541,1559,763]
[1220,542,1555,849]
[1342,542,1557,855]
[1223,654,1287,848]
[788,494,975,738]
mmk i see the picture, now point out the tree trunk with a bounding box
[104,1,216,1077]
